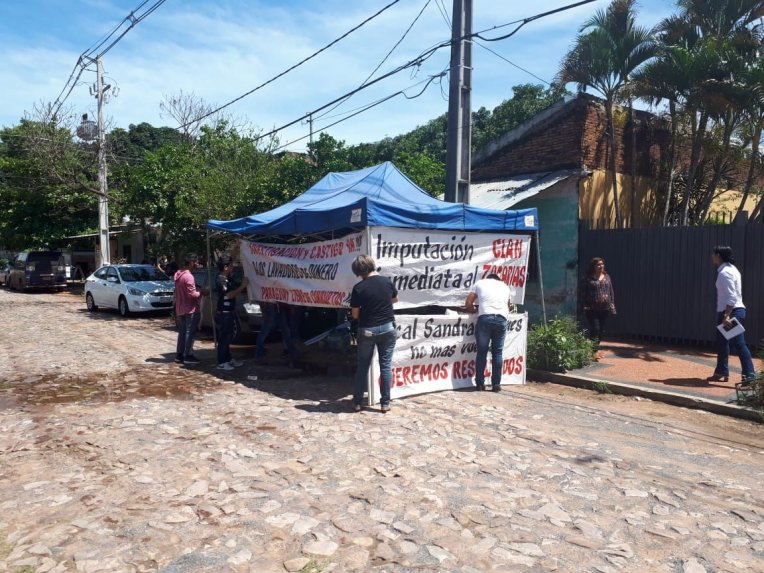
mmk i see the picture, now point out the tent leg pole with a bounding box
[365,226,378,406]
[535,230,547,327]
[207,227,218,353]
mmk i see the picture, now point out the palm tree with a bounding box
[737,52,764,220]
[662,0,764,224]
[556,0,656,228]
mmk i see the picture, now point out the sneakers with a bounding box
[491,385,502,393]
[174,355,184,364]
[229,359,244,367]
[183,355,200,365]
[380,403,391,413]
[216,362,235,371]
[475,383,485,391]
[353,403,362,413]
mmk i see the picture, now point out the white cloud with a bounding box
[0,0,676,147]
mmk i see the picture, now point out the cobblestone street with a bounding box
[1,288,763,573]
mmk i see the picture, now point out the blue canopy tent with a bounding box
[208,162,538,236]
[207,162,545,321]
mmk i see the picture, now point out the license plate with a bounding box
[41,276,51,281]
[160,296,173,303]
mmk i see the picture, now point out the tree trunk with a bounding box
[662,101,678,226]
[606,100,622,229]
[736,125,761,220]
[629,99,637,228]
[698,111,736,222]
[681,109,708,226]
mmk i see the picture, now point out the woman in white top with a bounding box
[708,246,755,383]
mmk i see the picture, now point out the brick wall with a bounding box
[472,94,669,182]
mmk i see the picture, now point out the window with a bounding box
[94,268,108,279]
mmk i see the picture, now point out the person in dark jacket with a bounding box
[350,255,398,413]
[214,258,248,371]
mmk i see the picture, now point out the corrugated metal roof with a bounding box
[469,170,580,210]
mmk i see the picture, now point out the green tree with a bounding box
[0,110,99,249]
[556,0,656,228]
[645,1,764,225]
[116,121,277,256]
[471,84,568,152]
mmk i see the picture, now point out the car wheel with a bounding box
[232,316,243,343]
[118,296,130,317]
[86,292,98,312]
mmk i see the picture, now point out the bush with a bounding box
[527,316,595,373]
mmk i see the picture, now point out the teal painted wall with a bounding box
[515,180,579,326]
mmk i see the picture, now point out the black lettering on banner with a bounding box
[266,262,339,281]
[410,345,426,360]
[429,344,456,358]
[376,234,476,267]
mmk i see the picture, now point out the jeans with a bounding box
[715,308,755,378]
[255,306,297,361]
[585,309,610,343]
[354,321,396,406]
[215,312,234,365]
[475,314,507,388]
[176,312,200,359]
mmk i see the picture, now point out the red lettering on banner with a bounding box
[492,238,524,259]
[260,287,290,302]
[309,241,345,259]
[390,362,449,387]
[249,243,310,260]
[500,355,525,375]
[481,264,526,287]
[452,359,476,380]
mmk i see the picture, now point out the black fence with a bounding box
[578,222,764,348]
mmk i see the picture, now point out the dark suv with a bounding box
[8,251,67,291]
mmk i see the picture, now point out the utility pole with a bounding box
[307,113,314,145]
[444,0,473,203]
[94,57,111,266]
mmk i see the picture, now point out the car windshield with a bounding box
[119,266,170,282]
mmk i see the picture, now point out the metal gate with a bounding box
[578,222,763,347]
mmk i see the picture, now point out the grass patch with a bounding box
[593,381,612,394]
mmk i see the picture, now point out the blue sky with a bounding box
[0,0,676,151]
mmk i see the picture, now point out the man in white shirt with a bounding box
[709,246,755,383]
[465,274,511,392]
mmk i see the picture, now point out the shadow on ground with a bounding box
[649,377,735,389]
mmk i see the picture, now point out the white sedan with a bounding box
[85,264,175,317]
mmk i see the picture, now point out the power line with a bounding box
[184,0,403,129]
[186,0,598,133]
[314,0,432,122]
[475,0,597,42]
[50,0,168,118]
[474,40,551,85]
[273,70,448,152]
[434,0,451,28]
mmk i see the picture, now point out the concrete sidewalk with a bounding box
[529,340,764,421]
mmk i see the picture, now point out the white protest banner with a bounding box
[371,227,531,307]
[368,313,527,404]
[240,233,365,308]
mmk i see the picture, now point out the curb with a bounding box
[528,369,762,423]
